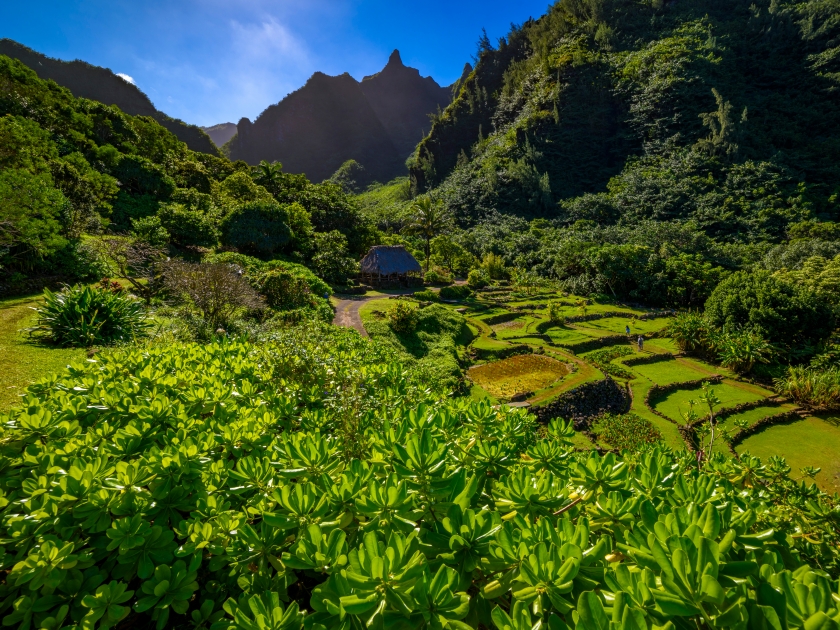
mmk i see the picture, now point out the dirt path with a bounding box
[332,297,377,337]
[332,289,423,337]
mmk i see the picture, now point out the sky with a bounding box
[3,0,551,127]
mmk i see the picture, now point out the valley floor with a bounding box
[4,286,840,493]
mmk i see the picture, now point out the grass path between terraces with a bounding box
[0,295,84,412]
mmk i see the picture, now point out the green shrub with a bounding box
[582,346,635,379]
[130,215,170,246]
[592,413,663,451]
[204,253,331,299]
[666,311,709,352]
[2,332,840,630]
[774,366,840,410]
[388,300,418,333]
[413,289,440,302]
[311,230,359,285]
[31,284,149,346]
[158,202,218,248]
[710,329,777,374]
[220,201,292,258]
[423,269,453,285]
[439,285,472,300]
[704,270,836,351]
[254,268,315,310]
[467,268,490,288]
[547,300,563,323]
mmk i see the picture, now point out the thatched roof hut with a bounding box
[359,245,422,286]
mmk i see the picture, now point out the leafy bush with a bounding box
[774,366,840,410]
[163,261,265,330]
[710,329,777,374]
[388,300,418,333]
[467,268,490,289]
[592,413,662,452]
[439,284,472,300]
[220,201,292,258]
[31,284,148,346]
[423,268,453,285]
[2,333,840,629]
[705,270,836,352]
[547,300,563,323]
[666,311,709,352]
[582,346,634,379]
[254,268,315,310]
[311,230,359,285]
[157,202,218,248]
[130,215,170,247]
[413,289,440,302]
[482,252,508,280]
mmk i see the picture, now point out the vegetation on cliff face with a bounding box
[0,53,373,294]
[410,0,840,233]
[0,39,218,155]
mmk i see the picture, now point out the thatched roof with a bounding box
[360,245,421,275]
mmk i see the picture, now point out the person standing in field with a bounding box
[625,324,631,335]
[637,335,644,351]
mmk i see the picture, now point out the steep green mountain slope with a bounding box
[0,39,219,155]
[0,53,372,289]
[412,0,840,238]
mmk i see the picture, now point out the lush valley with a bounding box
[2,0,840,628]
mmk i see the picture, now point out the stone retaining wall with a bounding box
[534,377,630,430]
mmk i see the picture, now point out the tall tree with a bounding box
[403,196,451,272]
[252,160,283,196]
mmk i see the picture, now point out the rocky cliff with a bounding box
[201,122,237,148]
[228,50,455,185]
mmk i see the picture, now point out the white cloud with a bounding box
[229,15,309,64]
[116,73,136,85]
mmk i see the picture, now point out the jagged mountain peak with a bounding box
[387,49,404,67]
[229,50,454,185]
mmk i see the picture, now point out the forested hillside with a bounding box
[0,39,219,155]
[410,0,840,234]
[0,53,374,298]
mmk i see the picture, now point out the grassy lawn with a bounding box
[646,338,680,354]
[0,295,84,412]
[584,317,668,335]
[737,415,840,494]
[627,378,687,449]
[631,359,711,385]
[546,327,598,345]
[654,381,764,423]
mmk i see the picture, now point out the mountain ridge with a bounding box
[227,50,456,185]
[0,38,219,155]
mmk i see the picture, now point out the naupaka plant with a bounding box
[0,323,839,630]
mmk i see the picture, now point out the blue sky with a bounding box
[4,0,551,127]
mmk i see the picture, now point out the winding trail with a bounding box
[332,287,427,337]
[332,296,377,337]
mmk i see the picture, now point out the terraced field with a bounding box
[401,285,840,493]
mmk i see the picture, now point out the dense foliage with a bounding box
[30,284,148,346]
[592,413,663,452]
[367,302,471,393]
[0,55,373,293]
[2,330,840,630]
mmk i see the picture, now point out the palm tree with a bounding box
[252,160,283,194]
[403,196,451,272]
